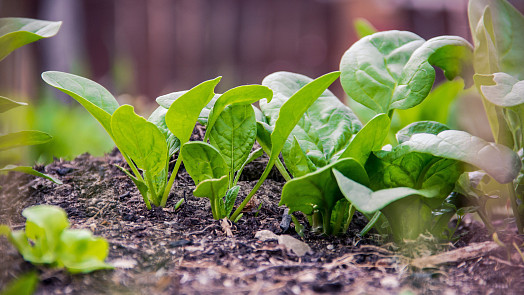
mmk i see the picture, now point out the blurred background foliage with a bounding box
[1,0,523,164]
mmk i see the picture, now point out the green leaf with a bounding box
[340,31,472,113]
[396,121,450,144]
[234,147,264,185]
[334,169,437,214]
[0,96,27,113]
[10,205,69,264]
[42,71,119,135]
[157,91,221,125]
[205,85,272,140]
[339,113,390,165]
[282,136,317,177]
[111,105,167,176]
[261,71,360,166]
[354,18,377,39]
[279,158,369,234]
[57,229,113,273]
[469,0,524,78]
[0,165,62,184]
[208,105,257,172]
[0,17,61,61]
[399,130,521,184]
[224,185,240,218]
[148,106,180,157]
[0,130,52,151]
[181,141,228,185]
[193,175,230,220]
[0,272,39,295]
[256,121,273,152]
[165,77,221,144]
[478,72,524,107]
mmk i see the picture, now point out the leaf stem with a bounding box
[160,153,183,207]
[275,157,292,182]
[230,158,274,221]
[506,182,524,234]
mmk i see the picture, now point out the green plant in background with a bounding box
[0,17,62,186]
[466,0,524,233]
[0,205,112,273]
[0,272,38,295]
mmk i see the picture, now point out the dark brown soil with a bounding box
[1,146,524,294]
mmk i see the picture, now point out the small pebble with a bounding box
[327,244,334,250]
[380,276,399,289]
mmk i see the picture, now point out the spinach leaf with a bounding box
[0,130,52,151]
[0,165,62,184]
[157,91,221,125]
[340,31,472,114]
[42,71,120,135]
[478,73,524,107]
[208,105,257,174]
[0,17,61,61]
[193,176,230,219]
[181,141,228,185]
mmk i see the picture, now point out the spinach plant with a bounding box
[0,205,112,273]
[179,85,272,220]
[0,18,62,186]
[229,71,341,221]
[331,28,520,242]
[467,0,524,233]
[42,71,221,209]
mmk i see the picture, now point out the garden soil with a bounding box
[1,128,524,294]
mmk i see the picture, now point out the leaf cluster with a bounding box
[0,205,112,273]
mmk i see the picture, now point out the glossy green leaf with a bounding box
[256,121,273,152]
[339,113,390,165]
[193,175,229,220]
[57,229,113,273]
[165,77,221,144]
[157,91,221,125]
[181,141,228,185]
[340,31,472,113]
[42,71,119,135]
[0,165,62,184]
[111,105,167,176]
[0,17,61,61]
[208,105,257,172]
[396,121,450,144]
[261,71,360,166]
[282,136,317,177]
[148,106,180,157]
[0,130,52,151]
[398,130,520,184]
[354,18,377,39]
[0,96,27,113]
[479,72,524,107]
[279,158,368,223]
[333,169,436,214]
[205,85,272,140]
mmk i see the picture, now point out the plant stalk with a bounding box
[160,153,183,207]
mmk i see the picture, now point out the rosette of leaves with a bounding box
[0,18,62,186]
[335,122,520,242]
[0,205,112,273]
